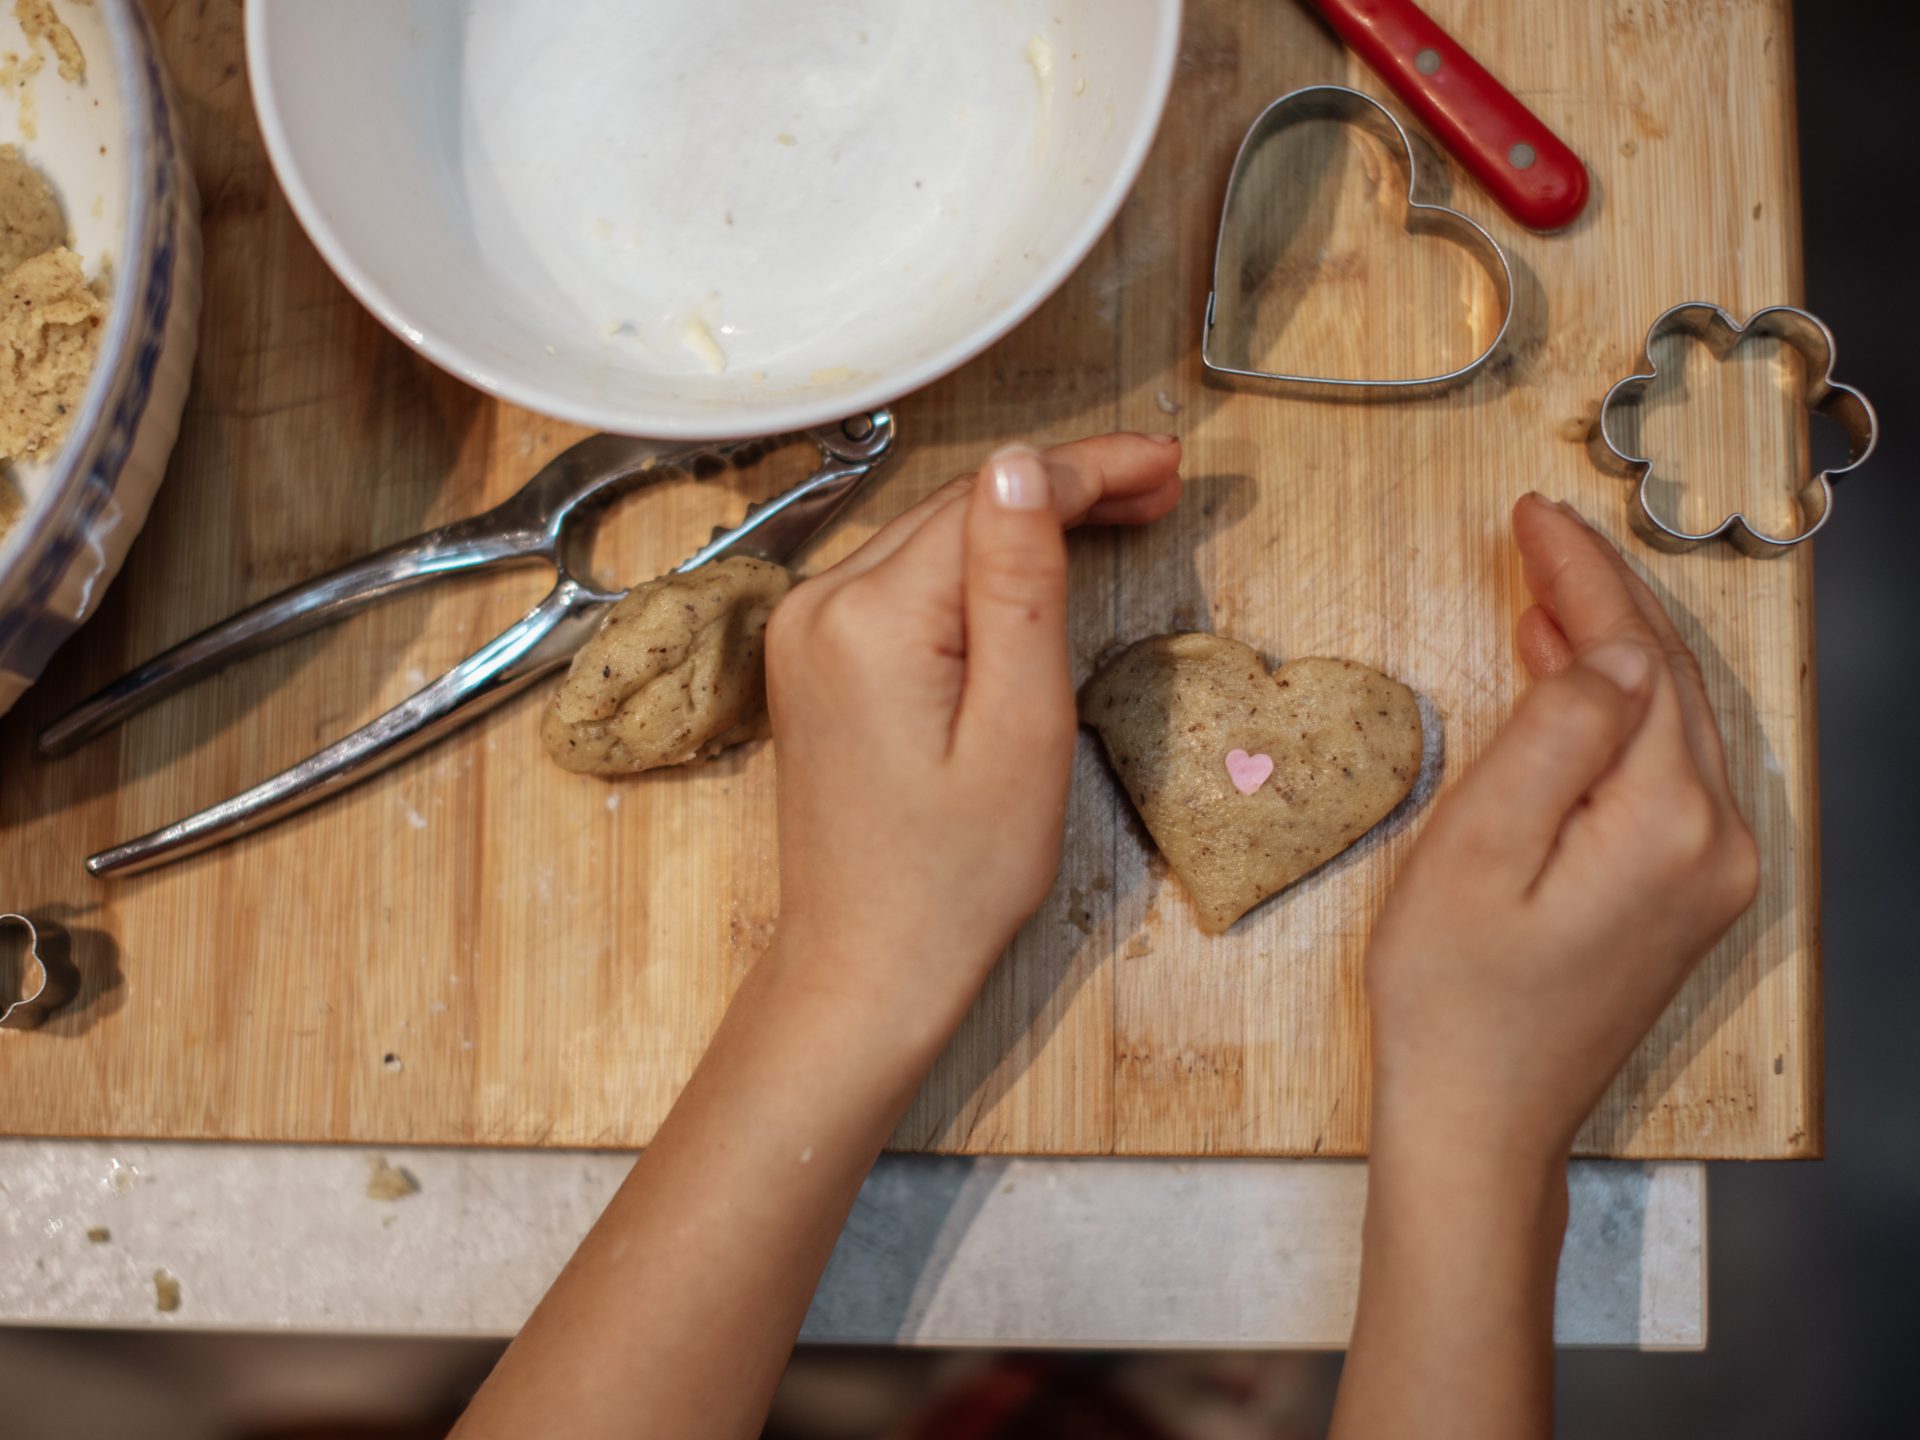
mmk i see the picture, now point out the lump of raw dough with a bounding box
[0,245,104,462]
[1080,633,1423,933]
[0,144,65,273]
[542,556,792,775]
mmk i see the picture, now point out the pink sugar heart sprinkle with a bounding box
[1224,748,1274,796]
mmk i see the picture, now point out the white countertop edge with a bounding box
[0,1142,1704,1350]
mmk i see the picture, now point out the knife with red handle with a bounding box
[1310,0,1590,231]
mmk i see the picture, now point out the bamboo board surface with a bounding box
[0,0,1819,1157]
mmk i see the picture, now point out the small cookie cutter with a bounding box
[1,914,77,1030]
[1201,84,1515,399]
[1598,303,1878,556]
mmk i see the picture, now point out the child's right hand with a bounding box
[762,435,1182,1047]
[1364,494,1760,1166]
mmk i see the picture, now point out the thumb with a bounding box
[953,445,1073,759]
[1437,642,1657,879]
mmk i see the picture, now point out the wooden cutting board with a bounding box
[0,0,1819,1157]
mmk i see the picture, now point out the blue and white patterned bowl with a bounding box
[0,0,200,718]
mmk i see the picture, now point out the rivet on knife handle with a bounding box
[1310,0,1590,232]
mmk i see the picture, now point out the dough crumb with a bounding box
[86,1225,110,1244]
[13,0,85,83]
[1025,34,1054,94]
[152,1269,182,1313]
[365,1155,421,1202]
[680,314,727,374]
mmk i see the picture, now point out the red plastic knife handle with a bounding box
[1311,0,1589,231]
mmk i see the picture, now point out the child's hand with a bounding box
[765,434,1182,1036]
[1365,494,1760,1166]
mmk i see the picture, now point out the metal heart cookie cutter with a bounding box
[1201,84,1515,400]
[1,914,77,1030]
[1598,303,1878,556]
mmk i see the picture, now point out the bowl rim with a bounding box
[243,0,1185,440]
[0,0,161,609]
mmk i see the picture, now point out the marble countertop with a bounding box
[0,1141,1705,1349]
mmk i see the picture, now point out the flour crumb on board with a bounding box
[403,803,428,830]
[1558,400,1601,443]
[605,792,621,812]
[382,1052,404,1073]
[365,1155,421,1202]
[1065,885,1093,935]
[152,1269,182,1313]
[1154,389,1183,415]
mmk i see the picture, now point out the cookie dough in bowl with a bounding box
[1,146,105,465]
[0,0,200,719]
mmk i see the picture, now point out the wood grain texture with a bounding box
[0,0,1819,1157]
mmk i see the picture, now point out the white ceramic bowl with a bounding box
[246,0,1181,439]
[0,0,201,719]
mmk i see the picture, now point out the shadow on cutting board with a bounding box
[1578,552,1795,1157]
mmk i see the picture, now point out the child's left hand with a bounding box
[766,434,1182,1040]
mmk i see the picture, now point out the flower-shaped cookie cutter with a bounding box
[1,914,77,1030]
[1202,84,1515,400]
[1598,302,1879,556]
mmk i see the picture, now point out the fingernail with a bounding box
[987,445,1050,510]
[1579,641,1651,695]
[1143,432,1180,445]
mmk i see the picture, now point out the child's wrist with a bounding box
[752,929,982,1071]
[1368,1101,1572,1222]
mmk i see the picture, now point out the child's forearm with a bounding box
[450,436,1184,1437]
[1330,1127,1569,1440]
[450,939,948,1440]
[1332,496,1757,1432]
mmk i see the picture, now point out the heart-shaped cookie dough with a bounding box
[1081,634,1423,934]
